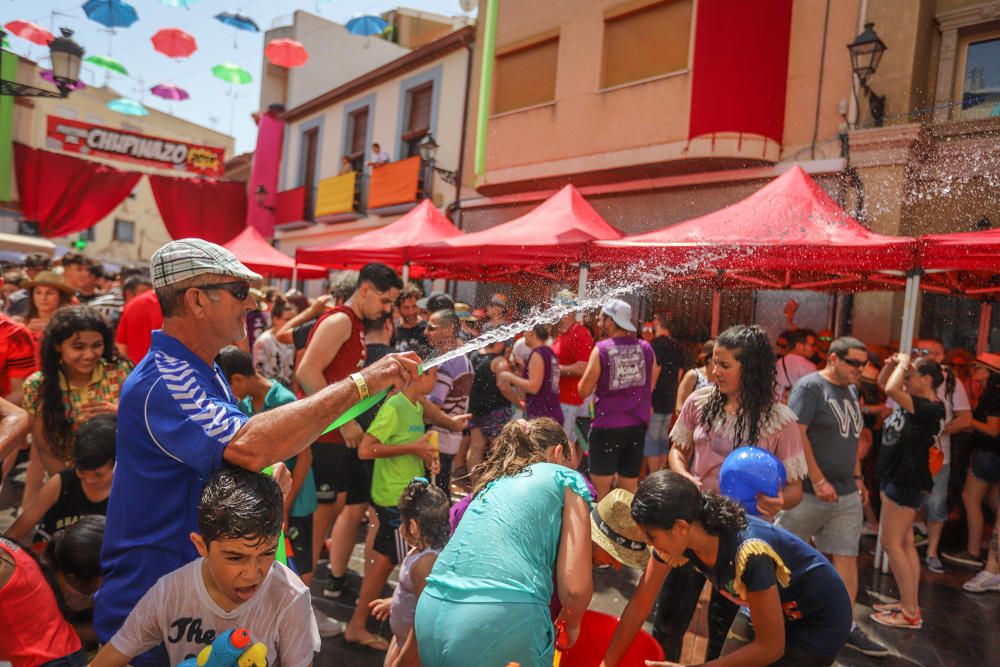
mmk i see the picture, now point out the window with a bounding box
[959,35,1000,119]
[79,227,95,242]
[299,127,320,221]
[347,107,369,171]
[400,83,433,158]
[494,36,559,114]
[603,0,692,88]
[113,219,135,243]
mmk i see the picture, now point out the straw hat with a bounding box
[591,488,649,569]
[975,352,1000,375]
[23,271,76,296]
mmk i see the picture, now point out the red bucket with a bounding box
[557,610,664,667]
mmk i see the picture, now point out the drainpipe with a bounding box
[451,33,475,230]
[474,0,499,185]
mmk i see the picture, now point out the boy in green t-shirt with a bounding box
[215,346,342,639]
[344,365,451,649]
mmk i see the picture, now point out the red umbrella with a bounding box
[151,28,197,59]
[264,38,309,68]
[4,20,54,46]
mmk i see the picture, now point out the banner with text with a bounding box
[46,115,225,176]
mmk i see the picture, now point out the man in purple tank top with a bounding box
[578,299,654,499]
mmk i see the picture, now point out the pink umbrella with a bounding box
[264,38,309,68]
[150,83,189,101]
[40,69,86,90]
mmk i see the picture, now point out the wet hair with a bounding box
[72,414,117,471]
[398,480,450,550]
[431,309,460,336]
[913,357,944,391]
[44,515,105,587]
[87,263,104,279]
[700,325,776,446]
[531,323,550,340]
[198,467,283,547]
[122,275,152,296]
[785,329,815,350]
[917,338,956,401]
[24,253,51,270]
[364,312,392,335]
[632,470,747,536]
[60,252,88,267]
[270,297,295,321]
[696,339,715,366]
[471,419,547,497]
[358,263,402,294]
[39,307,117,460]
[216,345,255,383]
[828,336,867,360]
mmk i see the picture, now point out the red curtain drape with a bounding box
[148,174,247,245]
[14,142,142,238]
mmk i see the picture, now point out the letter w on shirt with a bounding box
[826,398,863,439]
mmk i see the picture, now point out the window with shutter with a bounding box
[401,83,434,158]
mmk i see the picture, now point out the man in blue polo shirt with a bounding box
[95,239,419,665]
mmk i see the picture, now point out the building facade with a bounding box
[1,51,235,266]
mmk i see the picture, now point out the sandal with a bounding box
[872,600,902,613]
[870,608,922,629]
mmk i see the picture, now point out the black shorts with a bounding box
[311,443,373,505]
[372,504,407,566]
[286,514,313,575]
[589,424,646,478]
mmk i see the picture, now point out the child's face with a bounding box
[191,532,278,609]
[76,462,114,494]
[227,374,249,400]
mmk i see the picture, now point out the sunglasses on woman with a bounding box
[183,281,251,301]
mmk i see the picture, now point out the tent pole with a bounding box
[876,272,922,573]
[402,262,410,285]
[710,289,722,336]
[978,301,992,355]
[576,263,589,322]
[291,262,298,287]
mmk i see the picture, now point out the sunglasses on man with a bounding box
[181,281,251,301]
[835,357,866,368]
[912,347,932,357]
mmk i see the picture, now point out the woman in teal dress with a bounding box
[414,418,593,667]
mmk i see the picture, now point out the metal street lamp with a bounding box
[0,28,85,98]
[847,23,887,127]
[416,132,457,186]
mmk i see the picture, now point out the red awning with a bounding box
[223,227,327,279]
[296,199,461,272]
[914,229,1000,297]
[592,165,918,291]
[412,185,623,280]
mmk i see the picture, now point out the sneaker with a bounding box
[322,574,347,599]
[846,626,889,657]
[870,609,922,629]
[943,550,985,569]
[872,600,902,614]
[926,556,945,574]
[313,608,344,638]
[963,570,1000,593]
[913,527,928,548]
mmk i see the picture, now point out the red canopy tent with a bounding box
[296,200,462,280]
[411,185,624,281]
[223,227,327,279]
[916,229,1000,296]
[591,165,918,292]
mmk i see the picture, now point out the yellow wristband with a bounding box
[350,372,369,400]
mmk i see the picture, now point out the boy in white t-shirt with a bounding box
[90,467,320,667]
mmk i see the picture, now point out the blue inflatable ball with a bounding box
[719,447,787,515]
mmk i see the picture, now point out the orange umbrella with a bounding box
[4,20,54,46]
[264,38,309,68]
[151,28,197,59]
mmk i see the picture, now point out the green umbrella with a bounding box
[211,62,252,85]
[85,54,129,76]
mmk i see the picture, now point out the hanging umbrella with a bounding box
[85,54,129,76]
[265,38,309,68]
[151,83,189,101]
[82,0,140,29]
[1,35,10,49]
[108,98,148,116]
[345,15,389,37]
[40,70,86,90]
[160,0,198,7]
[151,28,197,58]
[214,11,260,32]
[212,62,252,85]
[4,20,54,46]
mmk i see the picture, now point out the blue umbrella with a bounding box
[161,0,198,7]
[107,97,148,116]
[214,11,260,32]
[345,15,388,37]
[82,0,139,29]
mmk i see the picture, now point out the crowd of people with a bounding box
[0,239,998,667]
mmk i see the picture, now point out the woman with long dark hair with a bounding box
[651,325,805,662]
[606,471,851,667]
[22,306,131,475]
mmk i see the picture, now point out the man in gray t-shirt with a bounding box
[776,337,887,658]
